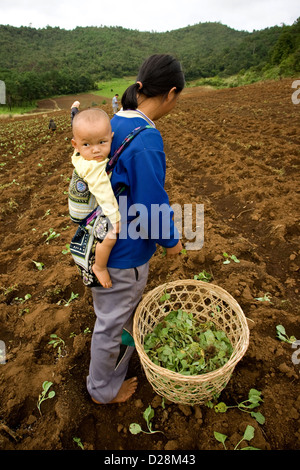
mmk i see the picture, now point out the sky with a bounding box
[0,0,298,33]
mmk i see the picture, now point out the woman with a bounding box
[87,54,185,404]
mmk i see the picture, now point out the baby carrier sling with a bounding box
[68,125,152,287]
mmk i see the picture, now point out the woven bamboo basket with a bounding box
[133,279,250,405]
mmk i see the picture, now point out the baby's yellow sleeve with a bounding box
[72,154,121,224]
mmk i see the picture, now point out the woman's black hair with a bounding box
[121,54,185,110]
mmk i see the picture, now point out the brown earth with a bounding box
[0,79,299,452]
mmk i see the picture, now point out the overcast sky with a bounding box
[0,0,298,32]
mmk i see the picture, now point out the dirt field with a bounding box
[0,79,299,452]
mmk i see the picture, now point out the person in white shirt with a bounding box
[112,94,119,114]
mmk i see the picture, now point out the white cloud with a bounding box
[0,0,298,32]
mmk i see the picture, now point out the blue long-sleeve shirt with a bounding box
[107,110,180,269]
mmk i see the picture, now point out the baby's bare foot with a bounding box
[91,377,138,404]
[92,265,112,288]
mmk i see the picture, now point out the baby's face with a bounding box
[72,118,113,162]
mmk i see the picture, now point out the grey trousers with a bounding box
[86,262,149,403]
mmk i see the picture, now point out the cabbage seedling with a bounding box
[64,292,79,307]
[48,334,66,357]
[214,425,260,450]
[276,325,296,344]
[56,292,79,307]
[14,293,31,304]
[73,437,84,450]
[31,260,44,271]
[214,388,265,424]
[62,244,70,254]
[37,381,55,415]
[223,252,240,264]
[129,405,163,435]
[159,289,170,303]
[194,270,213,282]
[255,293,272,302]
[214,431,227,449]
[43,228,60,243]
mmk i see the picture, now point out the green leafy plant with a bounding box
[255,293,272,302]
[42,209,51,219]
[62,244,70,254]
[0,178,19,189]
[64,292,79,307]
[214,431,228,449]
[37,381,55,415]
[14,293,31,304]
[159,289,170,303]
[144,309,233,376]
[276,325,296,344]
[214,425,260,450]
[73,437,84,450]
[31,260,44,271]
[223,252,240,264]
[42,209,51,218]
[194,270,213,282]
[214,388,265,424]
[48,334,66,357]
[129,405,163,435]
[1,284,18,296]
[18,307,30,316]
[43,228,60,243]
[57,292,79,307]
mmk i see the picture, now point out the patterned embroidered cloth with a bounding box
[68,167,98,224]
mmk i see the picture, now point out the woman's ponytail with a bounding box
[121,83,139,110]
[121,55,185,111]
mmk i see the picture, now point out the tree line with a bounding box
[0,19,299,107]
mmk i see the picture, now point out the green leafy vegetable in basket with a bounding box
[144,309,233,376]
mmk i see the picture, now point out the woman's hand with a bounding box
[166,240,183,257]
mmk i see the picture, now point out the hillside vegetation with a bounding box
[0,19,299,106]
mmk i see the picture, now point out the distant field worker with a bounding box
[112,94,119,114]
[48,118,57,132]
[71,100,80,125]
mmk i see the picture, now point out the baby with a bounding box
[71,108,120,288]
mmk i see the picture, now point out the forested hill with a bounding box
[0,19,299,105]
